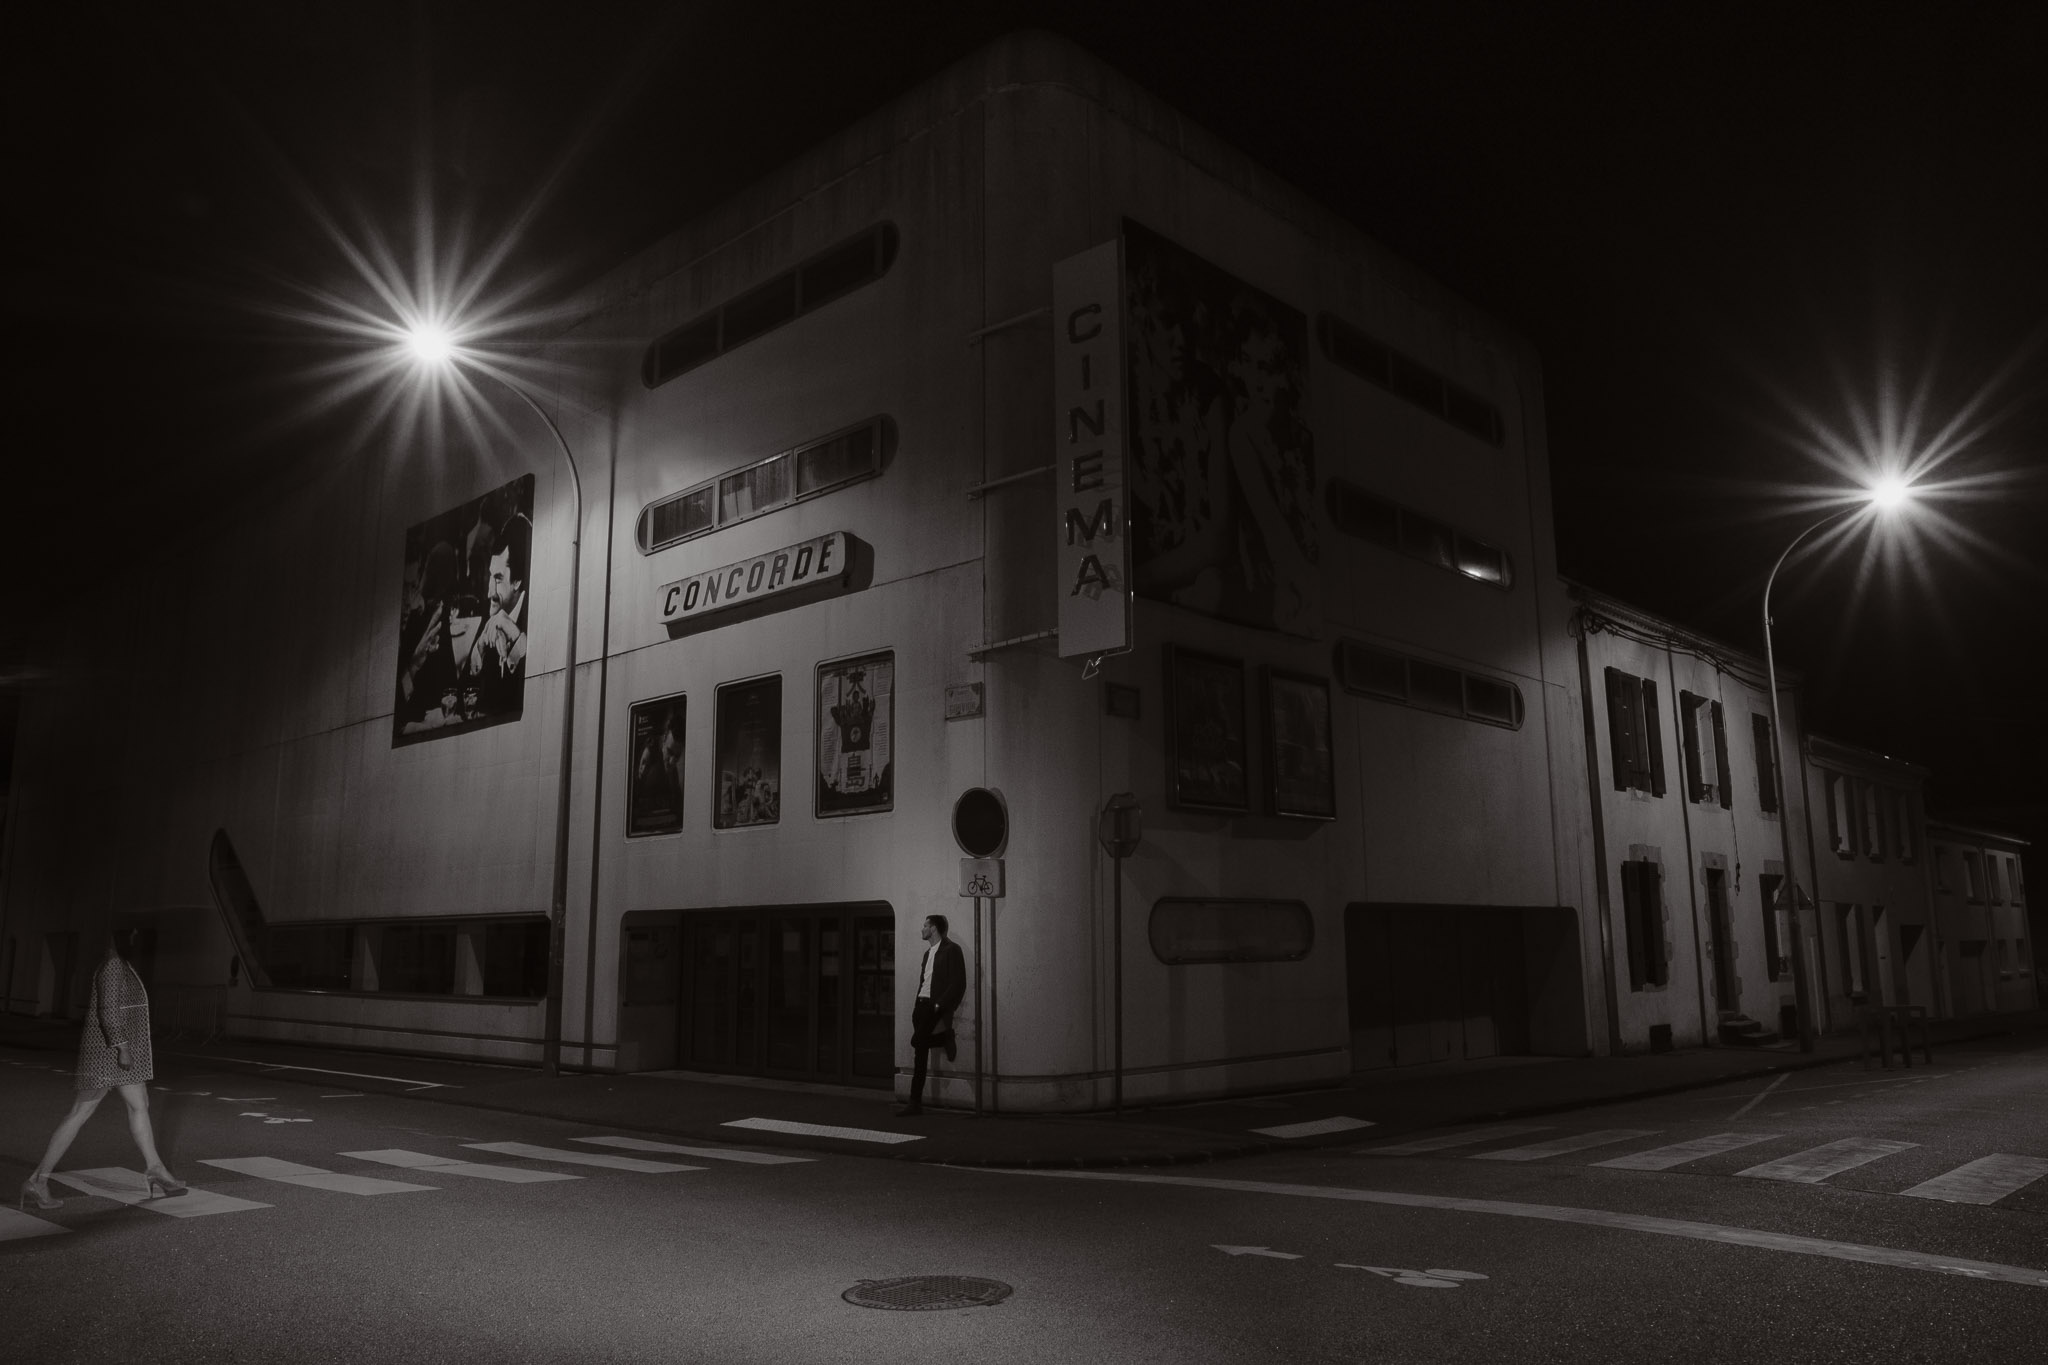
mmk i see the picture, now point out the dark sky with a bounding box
[8,2,2045,830]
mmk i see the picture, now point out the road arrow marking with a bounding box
[1213,1245,1302,1259]
[1337,1264,1489,1289]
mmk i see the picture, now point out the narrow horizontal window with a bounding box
[1325,478,1512,591]
[643,223,900,388]
[1318,312,1505,447]
[1149,898,1314,965]
[638,417,892,554]
[1335,638,1524,731]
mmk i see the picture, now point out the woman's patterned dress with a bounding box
[76,958,153,1091]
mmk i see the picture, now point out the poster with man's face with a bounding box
[627,694,687,836]
[393,473,534,746]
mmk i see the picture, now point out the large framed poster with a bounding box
[393,473,535,745]
[1165,645,1248,813]
[1264,669,1335,820]
[816,651,894,817]
[713,675,782,829]
[626,693,687,837]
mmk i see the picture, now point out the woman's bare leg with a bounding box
[115,1083,170,1174]
[32,1091,107,1180]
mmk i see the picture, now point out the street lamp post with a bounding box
[1760,480,1909,1055]
[407,328,581,1076]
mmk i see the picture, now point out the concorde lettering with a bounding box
[658,531,846,625]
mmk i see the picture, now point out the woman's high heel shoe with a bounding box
[19,1176,60,1211]
[145,1169,188,1198]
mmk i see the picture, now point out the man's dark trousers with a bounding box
[909,998,940,1107]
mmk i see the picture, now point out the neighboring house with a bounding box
[1801,736,1935,1026]
[1567,586,1814,1054]
[1928,821,2037,1017]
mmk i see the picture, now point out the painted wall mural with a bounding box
[1124,220,1319,637]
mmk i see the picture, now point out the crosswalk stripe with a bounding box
[341,1149,582,1183]
[461,1142,702,1172]
[574,1136,814,1165]
[1357,1123,1555,1156]
[1,1207,68,1241]
[1900,1154,2048,1206]
[1471,1129,1662,1162]
[722,1118,924,1145]
[1737,1138,1918,1183]
[1252,1116,1377,1140]
[53,1167,270,1216]
[201,1157,436,1195]
[1593,1133,1781,1171]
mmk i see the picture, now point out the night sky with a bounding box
[9,2,2044,841]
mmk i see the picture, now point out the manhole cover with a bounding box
[842,1276,1014,1311]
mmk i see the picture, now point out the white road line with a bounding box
[342,1149,582,1183]
[53,1168,270,1216]
[1737,1138,1918,1184]
[1356,1123,1554,1156]
[201,1157,437,1195]
[1,1207,68,1241]
[722,1117,924,1145]
[461,1142,702,1172]
[1900,1155,2048,1206]
[191,1055,454,1091]
[574,1136,814,1165]
[1252,1116,1377,1140]
[1471,1129,1662,1162]
[985,1168,2048,1288]
[1592,1132,1781,1171]
[1728,1073,1789,1120]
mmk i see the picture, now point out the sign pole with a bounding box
[1113,850,1124,1114]
[987,895,999,1115]
[973,893,984,1117]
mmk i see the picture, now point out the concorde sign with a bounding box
[657,531,850,627]
[1052,240,1133,659]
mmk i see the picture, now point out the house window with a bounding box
[1964,852,1984,902]
[1317,313,1505,445]
[264,925,355,991]
[1680,692,1731,808]
[1862,785,1886,861]
[1988,858,2005,906]
[1751,712,1779,815]
[379,922,458,995]
[1826,773,1856,858]
[1604,668,1666,796]
[1758,872,1787,982]
[1621,859,1668,989]
[1836,904,1866,999]
[1148,899,1314,965]
[642,223,899,388]
[2014,858,2027,905]
[1892,792,1917,863]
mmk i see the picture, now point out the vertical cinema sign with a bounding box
[1052,240,1133,659]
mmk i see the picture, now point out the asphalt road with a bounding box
[5,1037,2044,1364]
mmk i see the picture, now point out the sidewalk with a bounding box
[4,1010,2040,1169]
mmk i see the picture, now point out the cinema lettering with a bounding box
[1052,240,1132,659]
[658,531,853,627]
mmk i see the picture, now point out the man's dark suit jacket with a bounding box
[923,938,966,1019]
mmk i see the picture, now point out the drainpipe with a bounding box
[1662,643,1709,1044]
[1571,611,1623,1055]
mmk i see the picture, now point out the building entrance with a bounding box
[1345,903,1567,1069]
[680,903,895,1087]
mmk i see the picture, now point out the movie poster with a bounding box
[714,675,782,828]
[393,474,535,745]
[626,694,687,837]
[1124,220,1319,637]
[816,652,893,817]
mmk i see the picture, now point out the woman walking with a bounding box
[19,927,188,1210]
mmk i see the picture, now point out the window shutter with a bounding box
[1643,861,1667,985]
[1711,702,1732,809]
[1642,680,1666,797]
[1752,713,1778,814]
[1621,862,1648,989]
[1604,668,1639,792]
[1680,694,1705,801]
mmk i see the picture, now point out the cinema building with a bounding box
[6,33,1626,1107]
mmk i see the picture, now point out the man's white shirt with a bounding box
[916,944,935,1000]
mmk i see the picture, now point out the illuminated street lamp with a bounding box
[1760,478,1914,1052]
[406,323,582,1076]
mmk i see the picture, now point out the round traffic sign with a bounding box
[952,787,1009,858]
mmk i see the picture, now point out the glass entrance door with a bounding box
[681,904,893,1087]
